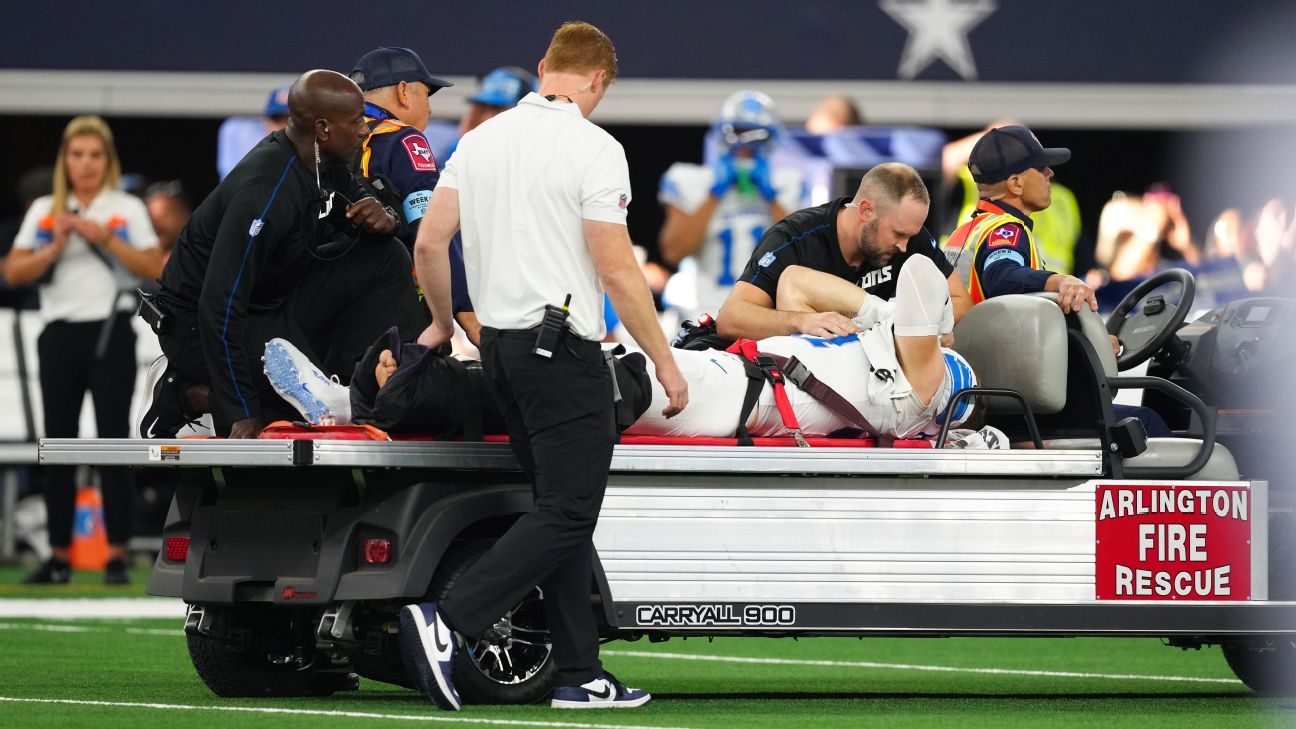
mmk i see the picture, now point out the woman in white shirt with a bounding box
[4,115,161,585]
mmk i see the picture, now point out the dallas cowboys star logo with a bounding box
[880,0,997,80]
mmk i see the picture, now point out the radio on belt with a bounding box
[533,293,572,358]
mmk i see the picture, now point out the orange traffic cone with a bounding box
[69,485,108,571]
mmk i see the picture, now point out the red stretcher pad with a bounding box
[256,421,934,448]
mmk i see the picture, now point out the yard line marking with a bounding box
[601,649,1243,685]
[0,622,181,636]
[0,598,182,619]
[0,697,695,729]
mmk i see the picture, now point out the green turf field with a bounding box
[0,606,1290,729]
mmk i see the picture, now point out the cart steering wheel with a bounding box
[1105,268,1196,371]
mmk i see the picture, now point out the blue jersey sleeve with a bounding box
[974,222,1052,297]
[449,233,473,314]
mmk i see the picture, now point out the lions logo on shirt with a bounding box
[858,266,893,289]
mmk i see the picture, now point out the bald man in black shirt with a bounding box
[146,70,401,439]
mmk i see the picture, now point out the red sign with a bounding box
[1095,483,1251,601]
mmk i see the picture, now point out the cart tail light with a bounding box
[165,537,189,562]
[362,538,391,564]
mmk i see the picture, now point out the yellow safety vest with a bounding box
[951,165,1080,275]
[943,200,1042,304]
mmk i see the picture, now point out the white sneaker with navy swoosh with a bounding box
[551,671,651,709]
[398,603,462,710]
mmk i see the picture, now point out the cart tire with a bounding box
[187,604,358,697]
[427,539,556,705]
[1222,637,1296,695]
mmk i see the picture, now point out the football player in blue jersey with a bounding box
[659,91,805,320]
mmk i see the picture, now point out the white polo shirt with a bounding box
[13,189,158,324]
[438,92,631,341]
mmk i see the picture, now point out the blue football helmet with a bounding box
[714,90,781,154]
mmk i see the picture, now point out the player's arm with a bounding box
[658,199,718,266]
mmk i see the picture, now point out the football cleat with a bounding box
[262,339,351,425]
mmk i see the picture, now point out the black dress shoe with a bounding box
[104,558,131,585]
[23,558,71,585]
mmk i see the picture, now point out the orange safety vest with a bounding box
[943,200,1042,304]
[359,117,410,178]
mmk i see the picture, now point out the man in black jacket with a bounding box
[143,69,399,439]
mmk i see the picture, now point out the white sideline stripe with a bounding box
[0,697,693,729]
[0,598,183,619]
[0,620,1242,686]
[0,622,180,636]
[601,650,1243,685]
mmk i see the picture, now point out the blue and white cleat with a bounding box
[398,603,462,710]
[551,671,651,709]
[262,338,351,425]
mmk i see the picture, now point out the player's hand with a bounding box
[346,197,397,235]
[1108,334,1122,356]
[708,154,737,198]
[796,311,860,338]
[654,359,689,418]
[750,154,778,202]
[416,321,453,351]
[228,416,266,439]
[940,332,955,348]
[1054,275,1098,313]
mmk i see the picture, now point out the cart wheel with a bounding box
[427,539,555,705]
[1222,637,1296,695]
[187,603,358,697]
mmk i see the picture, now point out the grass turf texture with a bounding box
[0,564,155,597]
[0,615,1289,729]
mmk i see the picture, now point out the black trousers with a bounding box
[158,305,308,437]
[292,237,426,383]
[440,327,616,687]
[37,314,136,548]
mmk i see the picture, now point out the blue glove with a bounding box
[749,154,778,202]
[709,154,737,198]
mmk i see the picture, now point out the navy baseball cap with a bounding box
[349,47,453,94]
[264,84,291,118]
[468,67,537,108]
[968,125,1070,183]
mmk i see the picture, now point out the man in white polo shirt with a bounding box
[400,22,687,711]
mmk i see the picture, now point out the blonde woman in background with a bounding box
[4,115,160,584]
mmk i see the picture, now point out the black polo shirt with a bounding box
[739,196,954,301]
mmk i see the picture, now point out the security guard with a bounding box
[944,125,1097,314]
[348,47,453,251]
